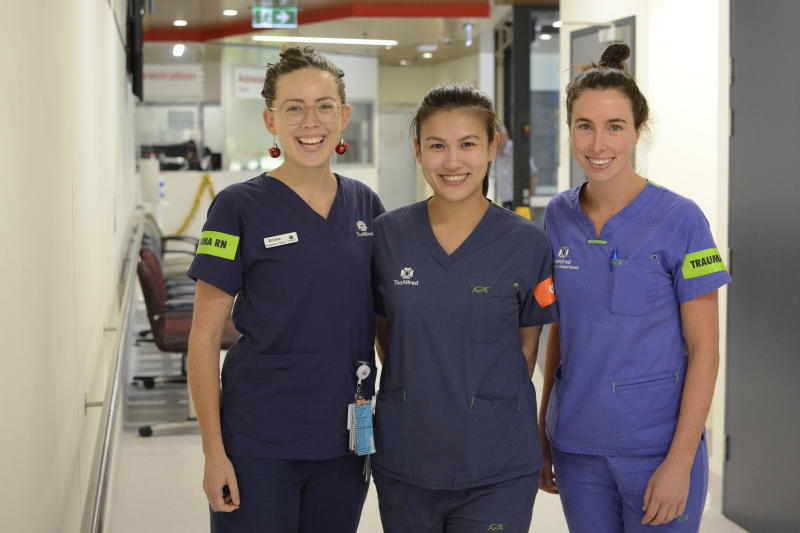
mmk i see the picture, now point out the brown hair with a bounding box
[565,43,650,136]
[261,44,346,108]
[411,83,497,197]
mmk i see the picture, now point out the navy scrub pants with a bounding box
[373,470,538,533]
[210,453,369,533]
[551,435,708,532]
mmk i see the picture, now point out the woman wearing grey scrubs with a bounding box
[371,83,559,533]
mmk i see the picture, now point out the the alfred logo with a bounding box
[355,220,373,237]
[394,267,418,286]
[558,246,569,258]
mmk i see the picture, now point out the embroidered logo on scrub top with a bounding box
[393,267,419,286]
[677,515,690,523]
[554,247,579,270]
[488,525,505,531]
[355,220,373,237]
[472,286,490,293]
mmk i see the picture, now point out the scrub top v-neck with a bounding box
[543,181,731,456]
[188,173,385,460]
[372,201,559,490]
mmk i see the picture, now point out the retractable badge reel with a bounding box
[347,363,376,480]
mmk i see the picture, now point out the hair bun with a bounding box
[599,43,630,70]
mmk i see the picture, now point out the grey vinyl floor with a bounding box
[105,308,749,533]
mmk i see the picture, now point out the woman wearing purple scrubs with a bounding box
[538,44,731,532]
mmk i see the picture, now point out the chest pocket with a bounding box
[467,283,518,343]
[606,259,659,316]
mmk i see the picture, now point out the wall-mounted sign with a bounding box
[234,68,267,99]
[143,64,204,100]
[252,6,297,28]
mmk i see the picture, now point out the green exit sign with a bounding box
[252,7,298,28]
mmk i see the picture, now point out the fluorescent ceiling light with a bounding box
[223,10,238,16]
[465,23,473,47]
[540,34,552,40]
[422,53,433,59]
[553,21,563,28]
[400,60,407,66]
[173,20,188,26]
[252,36,398,46]
[416,42,438,53]
[173,44,185,56]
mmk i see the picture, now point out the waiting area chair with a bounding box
[136,246,239,436]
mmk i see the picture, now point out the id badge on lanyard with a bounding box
[347,363,376,480]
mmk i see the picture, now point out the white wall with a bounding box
[560,0,730,505]
[0,0,137,530]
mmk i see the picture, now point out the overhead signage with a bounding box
[234,68,267,99]
[252,6,298,28]
[143,64,204,100]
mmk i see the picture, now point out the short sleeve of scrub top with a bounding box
[372,202,558,490]
[188,174,385,460]
[543,181,731,457]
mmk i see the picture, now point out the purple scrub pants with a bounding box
[210,453,369,533]
[551,435,708,532]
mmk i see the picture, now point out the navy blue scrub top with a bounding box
[187,173,385,460]
[543,181,731,456]
[372,201,559,490]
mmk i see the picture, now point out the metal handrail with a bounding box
[80,206,145,533]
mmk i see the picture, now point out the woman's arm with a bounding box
[538,321,561,494]
[641,289,720,525]
[519,325,543,380]
[187,280,239,512]
[375,314,388,365]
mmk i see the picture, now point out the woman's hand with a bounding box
[204,452,240,512]
[539,430,558,494]
[641,456,691,525]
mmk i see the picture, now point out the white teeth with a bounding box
[443,174,468,182]
[299,136,323,145]
[589,157,613,165]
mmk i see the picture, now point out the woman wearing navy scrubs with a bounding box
[372,83,559,532]
[538,44,731,532]
[186,45,384,532]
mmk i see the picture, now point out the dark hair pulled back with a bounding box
[411,83,497,197]
[261,44,346,108]
[566,43,650,135]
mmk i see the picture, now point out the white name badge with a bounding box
[264,232,298,248]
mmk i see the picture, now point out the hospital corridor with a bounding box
[2,1,798,532]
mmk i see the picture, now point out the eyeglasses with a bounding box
[269,102,343,125]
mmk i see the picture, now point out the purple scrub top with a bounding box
[543,181,731,456]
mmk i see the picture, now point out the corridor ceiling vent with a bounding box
[416,42,438,52]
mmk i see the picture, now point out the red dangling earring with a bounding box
[269,136,281,158]
[335,134,348,155]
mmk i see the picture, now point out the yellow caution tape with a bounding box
[176,174,216,236]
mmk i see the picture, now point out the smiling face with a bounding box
[415,109,498,204]
[263,67,350,171]
[570,89,642,184]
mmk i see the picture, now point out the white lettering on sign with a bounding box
[143,64,204,100]
[235,68,267,99]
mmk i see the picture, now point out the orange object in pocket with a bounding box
[534,276,556,307]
